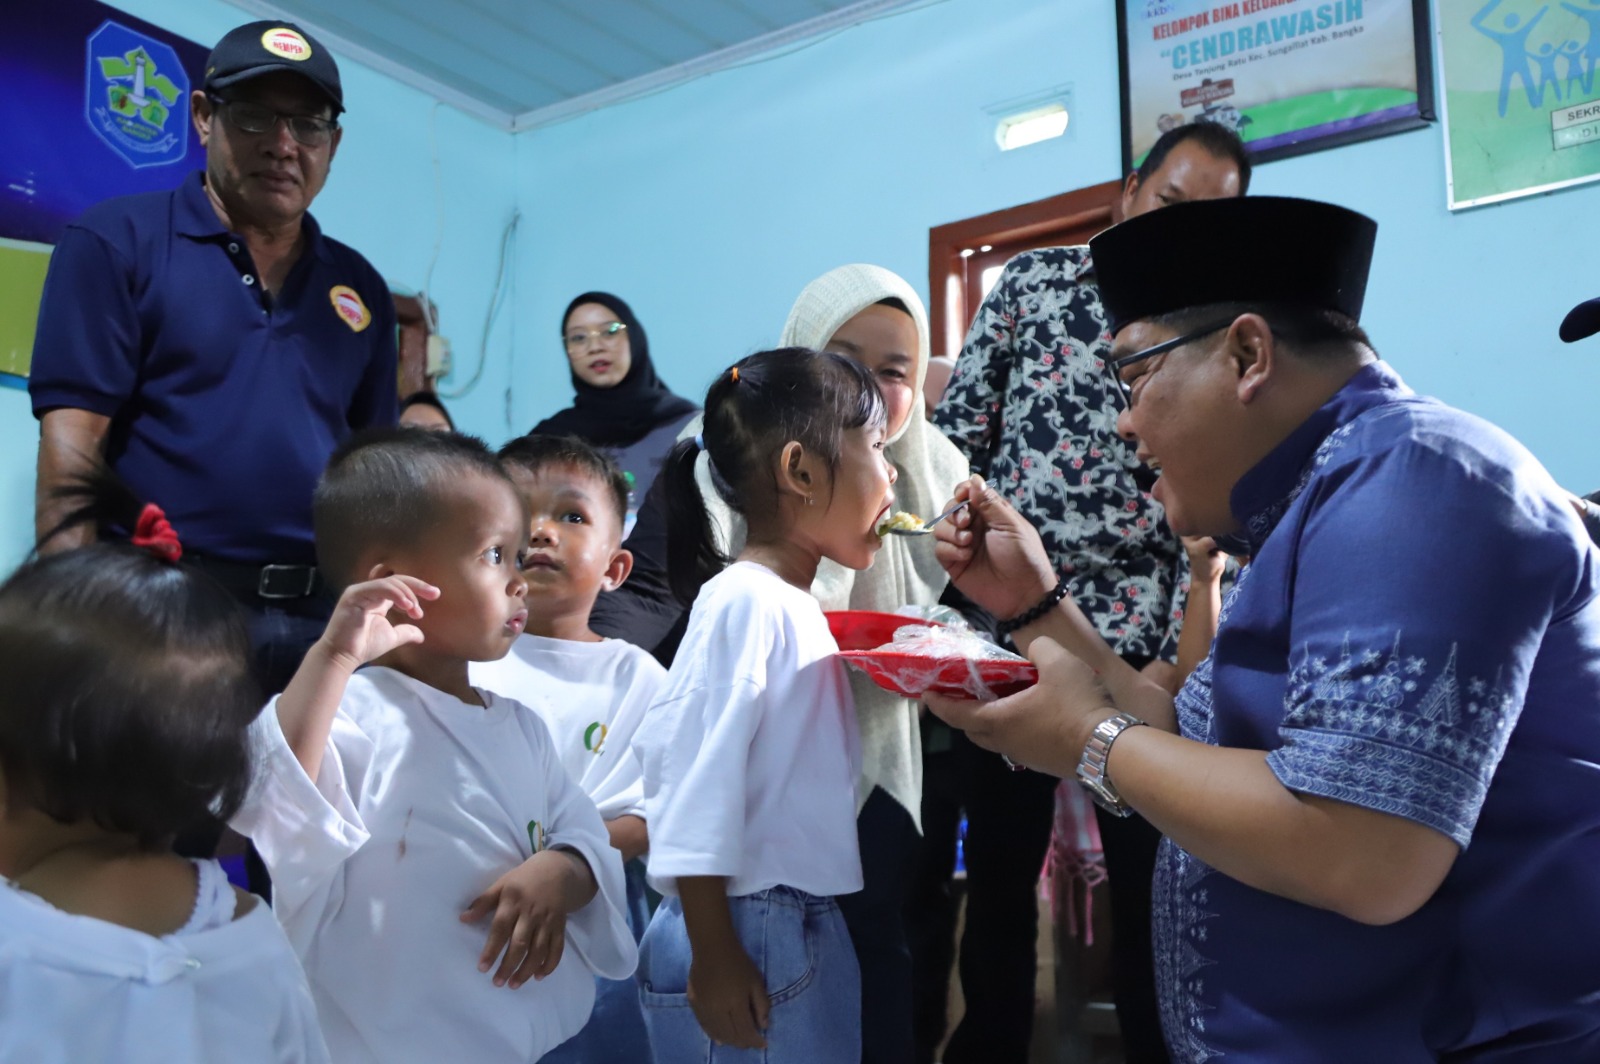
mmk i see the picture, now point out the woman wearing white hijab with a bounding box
[681,264,968,1064]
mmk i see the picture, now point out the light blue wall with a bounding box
[0,387,38,565]
[513,0,1600,491]
[100,3,521,437]
[11,0,1599,574]
[1249,112,1599,491]
[2,0,517,566]
[510,0,1118,436]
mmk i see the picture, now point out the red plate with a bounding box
[838,650,1038,700]
[825,610,942,652]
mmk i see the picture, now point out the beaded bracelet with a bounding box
[996,578,1070,636]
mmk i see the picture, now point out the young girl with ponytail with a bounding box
[0,475,327,1062]
[635,348,898,1060]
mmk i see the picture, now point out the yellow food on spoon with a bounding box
[877,510,926,535]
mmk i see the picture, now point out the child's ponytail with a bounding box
[38,462,162,555]
[663,435,727,605]
[0,468,260,848]
[663,349,885,605]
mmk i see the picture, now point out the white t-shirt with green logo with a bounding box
[473,635,667,821]
[233,667,635,1064]
[634,561,864,900]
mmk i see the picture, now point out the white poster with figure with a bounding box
[1438,0,1600,208]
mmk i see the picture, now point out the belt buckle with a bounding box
[258,564,316,600]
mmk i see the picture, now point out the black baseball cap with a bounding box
[1559,297,1600,342]
[1090,196,1377,336]
[204,21,344,114]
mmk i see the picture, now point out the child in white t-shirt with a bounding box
[471,434,667,1062]
[231,428,635,1064]
[0,477,326,1064]
[633,349,899,1061]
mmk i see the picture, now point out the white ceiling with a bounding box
[223,0,922,130]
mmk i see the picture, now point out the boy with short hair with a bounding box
[233,427,635,1064]
[471,433,668,1062]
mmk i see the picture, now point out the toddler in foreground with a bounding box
[0,476,326,1063]
[471,433,667,1061]
[232,428,635,1063]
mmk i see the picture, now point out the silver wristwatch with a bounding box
[1076,711,1146,817]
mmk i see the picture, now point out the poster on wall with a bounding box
[0,2,207,383]
[1118,0,1436,170]
[1438,0,1600,209]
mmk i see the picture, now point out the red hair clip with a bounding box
[730,366,740,383]
[131,503,183,563]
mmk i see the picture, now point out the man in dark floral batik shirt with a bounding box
[916,122,1249,1064]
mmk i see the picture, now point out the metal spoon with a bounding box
[881,498,973,537]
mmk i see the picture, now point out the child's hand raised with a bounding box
[318,567,439,670]
[277,569,441,780]
[461,848,596,990]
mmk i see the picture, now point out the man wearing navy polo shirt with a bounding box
[31,21,397,693]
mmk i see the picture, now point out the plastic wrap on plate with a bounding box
[892,604,968,628]
[837,621,1038,700]
[877,624,1019,659]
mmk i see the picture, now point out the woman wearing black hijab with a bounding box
[532,293,699,532]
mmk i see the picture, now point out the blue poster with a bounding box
[2,1,208,245]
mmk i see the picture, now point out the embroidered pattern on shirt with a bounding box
[1243,421,1357,547]
[1153,840,1222,1063]
[1171,563,1250,745]
[1267,633,1520,846]
[1156,575,1237,1061]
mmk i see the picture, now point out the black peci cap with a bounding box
[204,21,343,114]
[1559,297,1600,342]
[1089,197,1378,336]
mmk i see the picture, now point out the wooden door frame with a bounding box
[928,178,1126,359]
[392,293,436,399]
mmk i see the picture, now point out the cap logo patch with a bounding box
[261,28,312,61]
[329,286,371,332]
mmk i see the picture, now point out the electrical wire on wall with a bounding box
[438,209,519,401]
[418,101,444,335]
[413,94,516,405]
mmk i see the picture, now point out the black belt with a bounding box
[185,555,323,600]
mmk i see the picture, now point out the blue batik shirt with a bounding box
[1155,363,1600,1062]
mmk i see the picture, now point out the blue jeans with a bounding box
[639,887,860,1063]
[541,858,653,1063]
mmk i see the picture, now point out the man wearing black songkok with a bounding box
[922,196,1600,1061]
